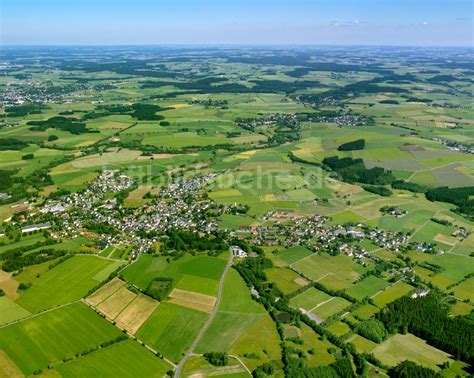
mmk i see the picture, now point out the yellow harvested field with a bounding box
[0,350,24,378]
[294,277,310,287]
[0,271,19,300]
[96,286,137,319]
[85,278,124,307]
[169,288,216,314]
[262,194,277,202]
[235,150,257,159]
[433,234,458,247]
[115,294,159,334]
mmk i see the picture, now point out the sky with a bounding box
[1,0,473,46]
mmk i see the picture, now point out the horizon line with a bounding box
[2,42,473,49]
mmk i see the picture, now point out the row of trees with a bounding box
[2,249,68,272]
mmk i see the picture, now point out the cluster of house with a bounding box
[432,138,474,155]
[1,70,101,107]
[308,113,373,127]
[234,113,298,131]
[414,242,445,255]
[389,209,407,218]
[230,211,425,261]
[33,172,247,260]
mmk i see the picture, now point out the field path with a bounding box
[175,249,233,377]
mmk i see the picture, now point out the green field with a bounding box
[265,266,306,294]
[0,297,31,325]
[56,339,171,377]
[345,275,389,300]
[312,297,352,320]
[196,269,281,371]
[122,254,226,296]
[16,256,124,313]
[0,303,123,375]
[286,323,337,367]
[372,281,414,308]
[273,246,313,265]
[136,302,208,363]
[120,254,169,290]
[373,333,453,371]
[292,253,367,288]
[289,287,332,311]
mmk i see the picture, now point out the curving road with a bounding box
[175,249,233,377]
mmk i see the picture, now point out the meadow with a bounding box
[16,255,123,313]
[56,339,171,377]
[0,303,123,375]
[196,270,281,371]
[372,333,453,371]
[135,302,208,363]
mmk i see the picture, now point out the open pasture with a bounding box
[196,270,281,371]
[120,254,169,290]
[272,246,313,266]
[408,251,474,289]
[0,302,122,375]
[16,255,124,313]
[453,278,474,302]
[135,302,208,363]
[347,334,377,354]
[352,303,380,320]
[56,339,171,378]
[345,275,389,301]
[158,254,227,296]
[311,297,352,321]
[265,267,308,294]
[326,321,351,337]
[372,333,452,371]
[286,323,337,367]
[289,287,332,312]
[0,297,31,326]
[371,281,414,308]
[292,253,367,289]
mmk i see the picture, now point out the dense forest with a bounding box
[322,156,395,185]
[337,139,365,151]
[161,229,228,253]
[0,138,29,151]
[27,116,93,135]
[376,293,474,364]
[425,186,474,218]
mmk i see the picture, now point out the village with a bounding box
[6,169,466,275]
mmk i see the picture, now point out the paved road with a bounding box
[175,250,233,377]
